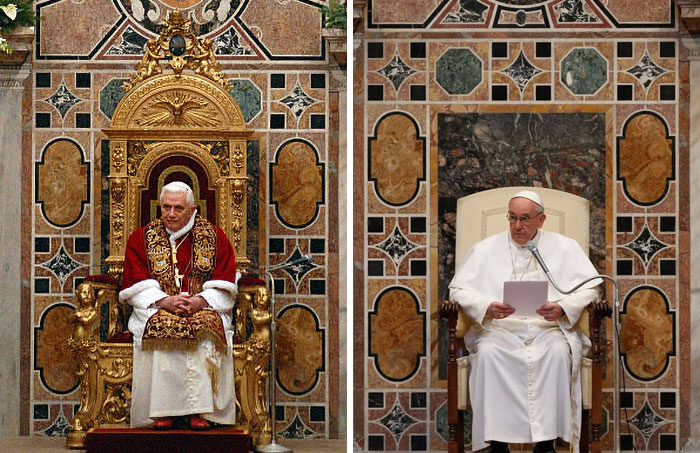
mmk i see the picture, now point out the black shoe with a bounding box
[489,441,510,453]
[533,440,556,453]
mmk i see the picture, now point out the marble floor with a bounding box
[0,436,348,452]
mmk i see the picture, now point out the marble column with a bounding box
[0,64,30,435]
[683,36,700,452]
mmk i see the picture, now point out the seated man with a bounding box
[448,190,600,453]
[119,181,238,430]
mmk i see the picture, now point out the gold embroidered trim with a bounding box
[142,309,227,352]
[144,215,217,295]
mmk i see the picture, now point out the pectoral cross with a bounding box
[172,247,184,289]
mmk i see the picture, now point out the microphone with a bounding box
[266,254,313,271]
[526,240,550,274]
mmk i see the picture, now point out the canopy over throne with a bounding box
[67,11,271,449]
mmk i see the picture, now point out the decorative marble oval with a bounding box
[35,138,90,228]
[270,139,324,229]
[276,304,325,395]
[617,112,674,206]
[368,112,426,207]
[34,303,79,394]
[620,286,675,381]
[369,287,425,382]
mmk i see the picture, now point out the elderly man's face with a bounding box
[508,197,546,246]
[160,191,195,231]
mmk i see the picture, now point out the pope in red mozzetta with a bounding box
[118,181,238,430]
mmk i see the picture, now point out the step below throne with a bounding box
[66,11,271,449]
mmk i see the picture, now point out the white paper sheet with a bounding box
[503,280,548,317]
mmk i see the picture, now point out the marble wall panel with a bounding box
[33,303,79,395]
[276,405,328,439]
[369,0,444,26]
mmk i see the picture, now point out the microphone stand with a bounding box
[527,243,621,452]
[255,255,312,453]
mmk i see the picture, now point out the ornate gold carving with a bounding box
[135,91,222,128]
[207,141,231,175]
[124,11,231,92]
[111,179,126,252]
[232,143,245,175]
[231,178,247,251]
[99,383,131,425]
[112,142,126,173]
[100,357,132,379]
[113,74,245,128]
[127,141,152,176]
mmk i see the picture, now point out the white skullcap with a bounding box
[510,190,544,209]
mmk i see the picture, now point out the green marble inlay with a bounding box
[435,400,472,444]
[436,48,482,95]
[560,48,608,95]
[99,78,127,120]
[229,79,262,123]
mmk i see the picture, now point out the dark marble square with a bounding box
[617,216,633,233]
[660,259,676,275]
[617,260,633,276]
[310,279,326,295]
[75,237,90,253]
[34,404,49,420]
[618,42,633,58]
[76,113,91,128]
[368,42,384,59]
[36,72,51,88]
[659,216,675,232]
[410,392,426,408]
[274,278,285,294]
[271,73,285,88]
[310,238,325,253]
[35,277,50,294]
[492,85,508,101]
[659,434,675,450]
[536,42,551,59]
[270,113,285,129]
[535,85,551,101]
[311,114,325,129]
[368,392,384,408]
[621,434,634,451]
[368,435,384,451]
[275,406,285,421]
[35,237,50,253]
[620,391,633,408]
[368,217,384,233]
[410,435,427,451]
[410,217,426,233]
[410,84,426,101]
[659,84,675,101]
[367,85,384,101]
[74,277,85,291]
[660,391,676,408]
[36,112,51,128]
[410,259,427,276]
[269,238,285,254]
[368,260,384,276]
[492,42,508,58]
[659,41,675,58]
[310,406,325,422]
[311,73,325,89]
[410,42,426,59]
[617,84,633,101]
[76,72,91,88]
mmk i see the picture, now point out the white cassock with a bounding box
[449,230,600,452]
[118,218,238,428]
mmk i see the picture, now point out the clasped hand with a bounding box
[488,302,563,321]
[157,294,208,317]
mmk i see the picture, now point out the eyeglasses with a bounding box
[506,213,540,226]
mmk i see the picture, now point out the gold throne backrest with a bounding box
[103,72,253,277]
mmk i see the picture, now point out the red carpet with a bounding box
[84,427,251,453]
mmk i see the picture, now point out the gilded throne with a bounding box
[66,12,271,449]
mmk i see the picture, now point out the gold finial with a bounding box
[123,10,231,92]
